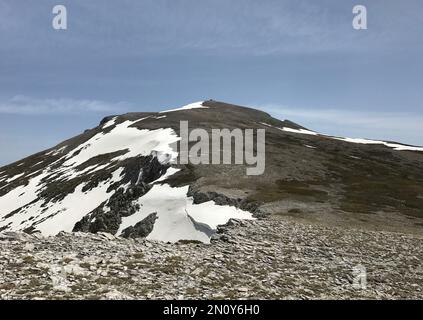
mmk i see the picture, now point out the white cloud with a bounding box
[0,95,128,115]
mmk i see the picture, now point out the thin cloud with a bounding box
[2,1,422,58]
[260,103,423,146]
[0,95,129,115]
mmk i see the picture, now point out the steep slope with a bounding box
[1,100,423,241]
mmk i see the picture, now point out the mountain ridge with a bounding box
[1,100,423,240]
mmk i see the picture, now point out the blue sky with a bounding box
[1,0,422,165]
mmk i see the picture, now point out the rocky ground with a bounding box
[1,216,423,300]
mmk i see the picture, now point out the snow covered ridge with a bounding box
[160,101,208,113]
[0,102,254,242]
[260,122,423,152]
[63,118,180,166]
[333,137,423,152]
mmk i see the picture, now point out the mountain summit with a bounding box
[1,100,423,241]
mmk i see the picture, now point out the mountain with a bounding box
[1,100,423,242]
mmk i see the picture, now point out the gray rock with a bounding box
[1,216,423,300]
[121,212,158,239]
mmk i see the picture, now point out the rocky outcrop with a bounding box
[73,156,169,235]
[187,187,268,219]
[121,212,158,238]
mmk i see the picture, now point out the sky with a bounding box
[0,0,422,165]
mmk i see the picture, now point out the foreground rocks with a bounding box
[1,217,423,300]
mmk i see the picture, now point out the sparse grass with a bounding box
[0,283,16,290]
[62,257,73,264]
[70,280,100,295]
[109,277,134,286]
[177,240,203,245]
[79,262,91,269]
[164,255,184,264]
[247,180,329,203]
[149,255,184,274]
[124,258,149,269]
[28,278,42,288]
[22,255,35,264]
[95,277,109,285]
[288,208,303,214]
[185,287,198,295]
[132,252,144,259]
[325,158,423,217]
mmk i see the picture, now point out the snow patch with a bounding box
[260,122,317,136]
[282,127,318,135]
[151,168,181,183]
[260,122,423,152]
[63,119,180,167]
[6,173,25,183]
[334,137,423,152]
[0,168,124,235]
[31,161,44,168]
[59,163,111,181]
[0,171,48,219]
[102,117,117,129]
[116,184,253,243]
[160,101,208,113]
[46,146,67,156]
